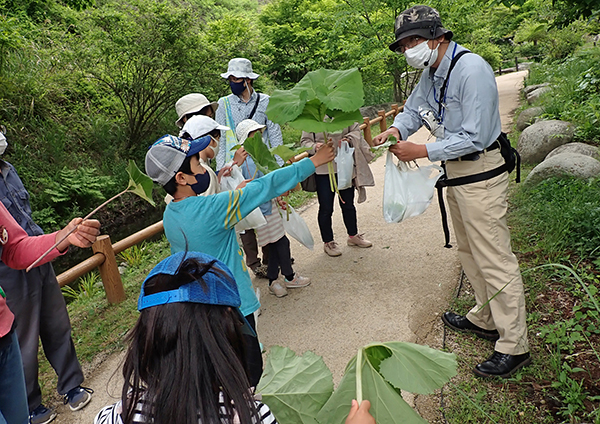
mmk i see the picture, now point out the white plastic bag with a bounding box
[383,151,444,223]
[220,164,267,232]
[335,140,355,190]
[280,205,314,250]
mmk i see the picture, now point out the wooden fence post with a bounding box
[363,117,372,146]
[515,56,519,72]
[378,110,387,133]
[92,235,126,304]
[391,103,399,117]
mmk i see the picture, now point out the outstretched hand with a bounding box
[56,218,101,252]
[345,400,376,424]
[372,127,400,146]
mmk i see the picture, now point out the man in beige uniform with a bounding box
[374,5,529,378]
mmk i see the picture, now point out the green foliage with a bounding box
[33,166,117,227]
[126,160,155,207]
[61,271,101,301]
[118,242,148,268]
[266,68,364,133]
[258,343,456,424]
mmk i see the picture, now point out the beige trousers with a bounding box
[445,149,529,355]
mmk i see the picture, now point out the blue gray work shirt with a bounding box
[391,41,502,162]
[0,160,44,237]
[215,89,284,170]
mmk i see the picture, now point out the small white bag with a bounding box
[220,164,267,232]
[335,140,355,190]
[383,151,444,223]
[280,205,314,250]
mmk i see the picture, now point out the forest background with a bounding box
[1,0,598,239]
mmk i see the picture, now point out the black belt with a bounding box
[448,140,500,161]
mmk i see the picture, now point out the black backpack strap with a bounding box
[438,50,471,117]
[248,94,260,120]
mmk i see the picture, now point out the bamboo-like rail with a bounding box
[57,105,402,304]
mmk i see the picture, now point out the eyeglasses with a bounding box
[395,36,424,53]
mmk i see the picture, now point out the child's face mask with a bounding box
[187,171,210,195]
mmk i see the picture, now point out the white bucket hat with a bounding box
[175,93,219,128]
[220,58,260,80]
[236,119,266,144]
[179,115,229,139]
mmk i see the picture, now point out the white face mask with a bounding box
[404,40,439,69]
[0,133,7,155]
[208,137,219,158]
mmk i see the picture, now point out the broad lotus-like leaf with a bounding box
[294,68,364,112]
[266,87,309,125]
[257,346,334,424]
[377,342,457,395]
[288,108,364,134]
[126,160,155,206]
[271,144,311,164]
[316,355,428,424]
[243,132,280,174]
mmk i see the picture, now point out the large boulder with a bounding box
[516,106,544,131]
[523,83,549,95]
[525,153,600,185]
[546,142,600,161]
[527,86,552,104]
[518,120,575,164]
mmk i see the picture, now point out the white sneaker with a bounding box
[324,241,342,257]
[284,274,311,289]
[268,280,288,297]
[347,233,372,248]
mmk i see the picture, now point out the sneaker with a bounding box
[324,241,342,257]
[347,233,372,248]
[268,280,288,297]
[252,264,268,279]
[29,405,57,424]
[64,386,94,411]
[284,274,311,289]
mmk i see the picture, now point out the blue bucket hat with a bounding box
[138,252,256,336]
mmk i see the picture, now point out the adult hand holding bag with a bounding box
[383,151,444,223]
[335,139,354,190]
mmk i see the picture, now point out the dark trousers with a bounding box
[315,173,357,243]
[240,229,269,269]
[243,313,263,388]
[265,236,294,281]
[3,263,83,412]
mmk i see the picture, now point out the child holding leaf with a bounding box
[145,133,335,386]
[236,119,310,298]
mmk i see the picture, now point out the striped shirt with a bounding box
[94,394,278,424]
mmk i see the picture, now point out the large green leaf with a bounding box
[316,355,428,424]
[266,87,309,125]
[257,346,334,424]
[243,132,281,174]
[295,68,364,112]
[288,109,364,134]
[377,342,457,395]
[126,160,155,206]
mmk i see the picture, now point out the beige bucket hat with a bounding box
[175,93,219,128]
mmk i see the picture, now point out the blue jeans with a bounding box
[0,330,29,424]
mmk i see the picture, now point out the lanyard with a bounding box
[432,43,458,123]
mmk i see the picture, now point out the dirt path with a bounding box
[51,70,527,424]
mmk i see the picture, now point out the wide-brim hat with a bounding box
[138,251,255,336]
[220,58,260,80]
[389,5,453,52]
[175,93,219,128]
[236,119,266,144]
[145,134,211,186]
[180,115,230,139]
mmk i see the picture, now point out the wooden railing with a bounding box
[57,105,402,304]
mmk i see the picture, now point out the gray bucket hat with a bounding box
[220,58,260,80]
[389,5,453,52]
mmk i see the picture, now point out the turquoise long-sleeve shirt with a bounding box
[391,41,502,162]
[163,158,315,316]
